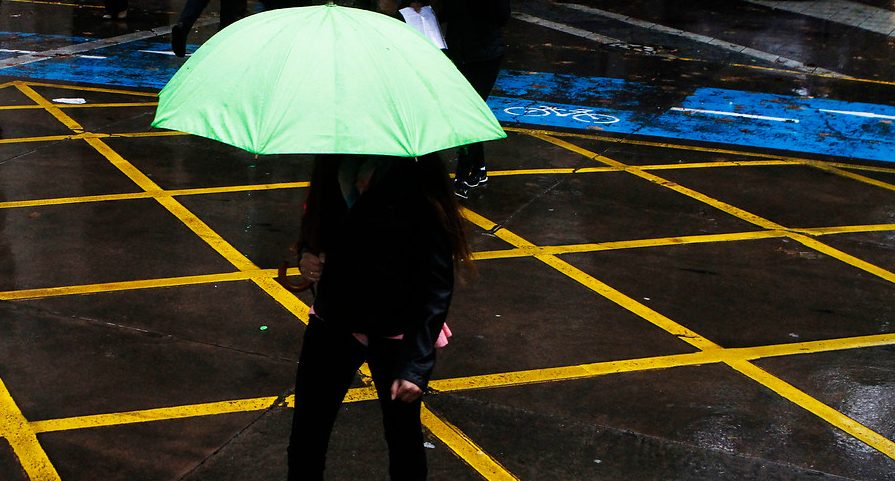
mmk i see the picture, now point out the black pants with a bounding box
[455,56,503,182]
[178,0,246,30]
[287,316,427,481]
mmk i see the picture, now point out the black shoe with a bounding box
[171,23,187,57]
[463,168,488,188]
[453,180,470,199]
[102,9,127,20]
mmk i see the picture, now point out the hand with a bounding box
[299,252,325,282]
[390,379,423,403]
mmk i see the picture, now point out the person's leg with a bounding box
[453,56,504,193]
[177,0,212,29]
[102,0,128,19]
[287,317,367,481]
[171,0,212,57]
[368,339,427,481]
[219,0,248,29]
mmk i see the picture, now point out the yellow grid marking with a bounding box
[461,207,721,352]
[0,378,61,480]
[473,230,785,260]
[4,222,892,302]
[0,102,158,110]
[804,160,895,192]
[23,333,895,434]
[730,361,895,459]
[421,405,520,481]
[431,333,895,393]
[30,397,280,434]
[530,132,895,284]
[2,80,894,477]
[0,181,310,210]
[16,82,86,133]
[461,207,895,460]
[0,271,271,301]
[19,81,159,97]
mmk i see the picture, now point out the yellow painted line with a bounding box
[509,127,895,194]
[283,386,379,408]
[20,333,895,434]
[462,207,895,458]
[804,160,895,192]
[90,133,314,324]
[432,333,895,393]
[0,377,61,480]
[30,397,280,434]
[114,130,189,138]
[461,207,720,351]
[529,132,895,283]
[81,135,313,323]
[730,360,895,460]
[827,163,895,175]
[4,221,892,301]
[0,134,75,144]
[431,351,717,393]
[0,102,157,110]
[421,405,520,481]
[799,224,895,236]
[530,132,789,231]
[504,127,781,159]
[788,233,895,284]
[0,181,310,210]
[642,159,798,170]
[23,81,158,97]
[0,271,266,301]
[472,230,786,260]
[0,192,152,209]
[488,168,577,176]
[15,82,85,132]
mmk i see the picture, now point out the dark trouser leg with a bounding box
[103,0,127,15]
[178,0,212,29]
[368,339,427,481]
[219,0,247,29]
[455,56,504,183]
[287,317,367,481]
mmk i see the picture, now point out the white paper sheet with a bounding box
[399,6,447,50]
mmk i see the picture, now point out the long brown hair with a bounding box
[415,152,473,269]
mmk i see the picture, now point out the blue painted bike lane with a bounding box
[2,32,893,163]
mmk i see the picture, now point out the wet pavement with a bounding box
[1,0,894,480]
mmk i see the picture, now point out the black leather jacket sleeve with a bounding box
[396,211,455,390]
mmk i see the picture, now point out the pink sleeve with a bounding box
[434,323,452,349]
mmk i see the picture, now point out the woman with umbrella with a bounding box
[287,152,469,481]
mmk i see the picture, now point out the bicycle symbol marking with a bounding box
[503,105,621,124]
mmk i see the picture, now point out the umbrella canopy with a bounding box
[152,5,506,157]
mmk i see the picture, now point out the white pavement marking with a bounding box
[139,50,189,57]
[0,48,107,59]
[512,12,623,44]
[747,0,895,37]
[670,107,801,123]
[558,3,852,79]
[0,18,215,69]
[819,109,895,120]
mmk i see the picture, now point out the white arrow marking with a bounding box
[671,107,800,123]
[819,109,895,120]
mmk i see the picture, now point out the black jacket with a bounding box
[443,0,511,64]
[300,156,454,390]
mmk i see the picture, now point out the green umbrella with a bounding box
[152,5,506,157]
